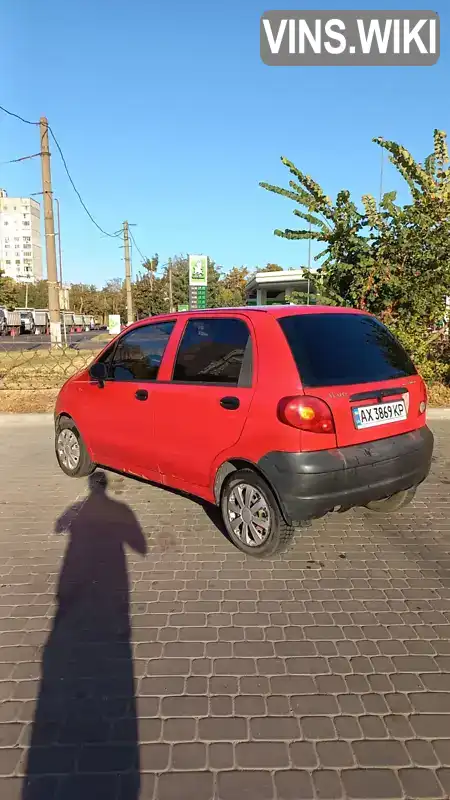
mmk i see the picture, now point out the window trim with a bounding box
[95,319,176,383]
[170,315,254,388]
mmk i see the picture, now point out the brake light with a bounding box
[279,395,335,433]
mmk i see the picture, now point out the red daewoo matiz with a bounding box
[55,306,434,557]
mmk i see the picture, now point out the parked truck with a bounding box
[16,309,36,334]
[82,314,95,331]
[15,308,50,334]
[34,309,49,334]
[72,314,85,332]
[0,308,21,336]
[61,312,74,330]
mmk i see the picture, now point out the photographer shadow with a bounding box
[22,471,147,800]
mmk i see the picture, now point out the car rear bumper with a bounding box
[258,426,434,525]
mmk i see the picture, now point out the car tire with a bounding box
[221,469,296,558]
[55,417,96,478]
[365,486,417,513]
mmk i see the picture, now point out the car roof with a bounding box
[129,305,368,329]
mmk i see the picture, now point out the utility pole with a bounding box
[55,199,68,346]
[40,117,61,346]
[168,257,173,312]
[123,221,133,325]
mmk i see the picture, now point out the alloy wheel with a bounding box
[226,483,271,547]
[57,429,80,472]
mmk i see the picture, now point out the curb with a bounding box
[427,408,450,420]
[0,409,450,426]
[0,413,53,426]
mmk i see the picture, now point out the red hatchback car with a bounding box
[55,306,433,557]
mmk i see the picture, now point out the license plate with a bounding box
[352,400,407,429]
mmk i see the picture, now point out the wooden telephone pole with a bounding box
[40,117,61,346]
[123,221,133,325]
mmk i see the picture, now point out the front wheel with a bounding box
[365,487,417,513]
[55,417,96,478]
[220,469,296,558]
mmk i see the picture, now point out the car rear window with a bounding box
[278,313,417,387]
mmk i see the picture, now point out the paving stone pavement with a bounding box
[0,419,449,799]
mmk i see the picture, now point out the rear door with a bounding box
[278,312,425,447]
[152,315,255,489]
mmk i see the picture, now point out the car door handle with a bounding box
[135,389,149,401]
[220,396,240,410]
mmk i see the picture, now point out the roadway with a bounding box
[0,417,449,800]
[0,330,104,352]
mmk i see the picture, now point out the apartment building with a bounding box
[0,189,43,283]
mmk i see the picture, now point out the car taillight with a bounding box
[419,381,427,415]
[279,395,335,434]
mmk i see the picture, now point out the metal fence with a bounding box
[0,333,104,391]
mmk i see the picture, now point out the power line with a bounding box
[129,229,148,263]
[0,104,38,125]
[48,127,121,239]
[0,106,121,240]
[0,153,41,166]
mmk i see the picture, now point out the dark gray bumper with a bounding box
[258,426,434,524]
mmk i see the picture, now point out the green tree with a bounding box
[259,263,284,272]
[101,279,126,318]
[0,272,19,308]
[217,266,249,306]
[142,254,159,286]
[167,256,188,309]
[260,130,450,383]
[205,259,223,308]
[68,283,102,315]
[133,273,167,317]
[160,255,223,310]
[65,279,126,323]
[13,280,49,308]
[260,160,373,307]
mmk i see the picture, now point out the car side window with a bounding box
[173,318,252,386]
[107,321,175,381]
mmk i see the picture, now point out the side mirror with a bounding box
[89,361,108,385]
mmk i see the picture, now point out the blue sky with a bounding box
[1,0,449,286]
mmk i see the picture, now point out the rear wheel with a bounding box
[221,469,296,558]
[55,417,96,478]
[365,487,417,513]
